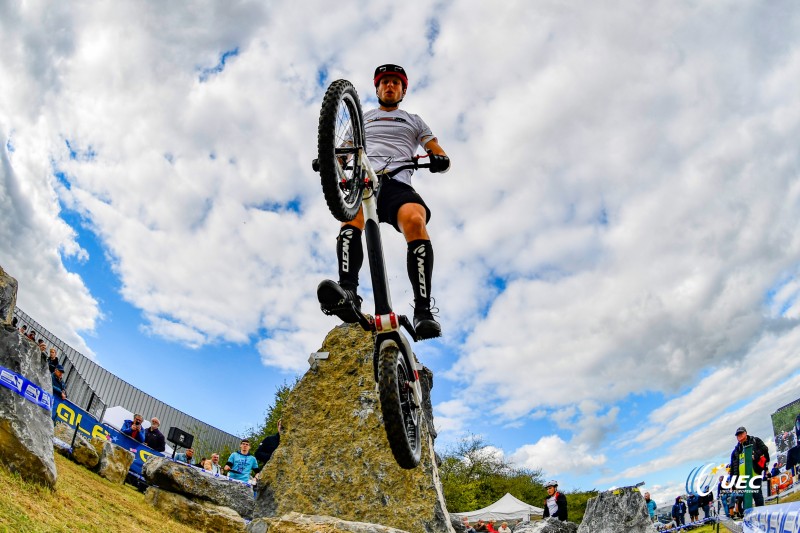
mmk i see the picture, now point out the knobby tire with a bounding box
[379,345,422,469]
[317,79,365,222]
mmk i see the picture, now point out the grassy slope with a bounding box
[0,454,197,533]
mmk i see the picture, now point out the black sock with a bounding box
[407,239,433,308]
[337,225,363,292]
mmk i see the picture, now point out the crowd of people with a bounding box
[13,317,69,402]
[14,316,280,488]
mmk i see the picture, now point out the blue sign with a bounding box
[0,364,54,411]
[52,397,165,476]
[744,501,800,533]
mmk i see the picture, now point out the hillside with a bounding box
[0,453,196,533]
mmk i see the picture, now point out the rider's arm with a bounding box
[423,138,446,156]
[424,139,450,173]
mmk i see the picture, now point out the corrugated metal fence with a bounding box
[13,307,242,455]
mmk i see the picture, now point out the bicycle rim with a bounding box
[378,345,421,469]
[317,80,365,222]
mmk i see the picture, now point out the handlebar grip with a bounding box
[311,159,320,172]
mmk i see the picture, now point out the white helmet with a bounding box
[545,480,558,488]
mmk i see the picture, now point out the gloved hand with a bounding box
[428,154,450,173]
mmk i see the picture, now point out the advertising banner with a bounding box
[772,472,796,495]
[744,501,800,532]
[52,398,164,476]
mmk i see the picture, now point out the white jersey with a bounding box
[363,108,436,187]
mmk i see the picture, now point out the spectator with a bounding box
[730,426,769,507]
[47,348,60,373]
[224,439,260,482]
[19,324,26,335]
[699,489,713,519]
[255,419,282,464]
[717,475,730,517]
[687,493,700,522]
[474,520,487,532]
[209,453,223,475]
[645,492,657,521]
[485,520,497,533]
[26,328,36,340]
[11,317,18,329]
[198,457,210,471]
[144,417,166,452]
[462,519,476,533]
[671,496,686,526]
[51,365,67,400]
[542,480,568,521]
[121,414,146,443]
[175,448,196,465]
[496,522,511,533]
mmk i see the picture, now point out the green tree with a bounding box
[439,434,597,524]
[242,378,297,447]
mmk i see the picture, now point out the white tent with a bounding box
[451,493,544,522]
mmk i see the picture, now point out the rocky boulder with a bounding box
[145,486,246,532]
[576,486,651,533]
[515,518,578,532]
[72,435,102,469]
[253,323,454,533]
[95,439,134,484]
[247,512,411,533]
[0,321,57,488]
[143,456,255,519]
[0,265,17,326]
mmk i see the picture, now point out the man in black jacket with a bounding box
[144,417,166,452]
[543,480,568,521]
[729,426,769,507]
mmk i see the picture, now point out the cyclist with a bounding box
[318,63,451,339]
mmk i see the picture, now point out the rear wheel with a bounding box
[378,345,421,469]
[317,79,365,222]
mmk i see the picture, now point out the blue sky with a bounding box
[2,0,800,508]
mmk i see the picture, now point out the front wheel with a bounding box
[378,345,421,469]
[317,79,365,222]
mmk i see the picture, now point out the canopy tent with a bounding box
[450,493,544,522]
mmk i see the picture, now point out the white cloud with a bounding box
[511,435,607,476]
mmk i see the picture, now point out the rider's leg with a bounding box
[337,208,365,293]
[397,203,440,338]
[318,208,365,322]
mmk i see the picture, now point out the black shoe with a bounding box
[317,280,363,324]
[413,304,441,340]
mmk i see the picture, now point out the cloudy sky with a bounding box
[2,0,800,505]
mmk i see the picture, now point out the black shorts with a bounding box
[376,178,431,233]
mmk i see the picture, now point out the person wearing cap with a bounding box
[543,480,568,521]
[51,365,67,400]
[729,426,769,507]
[317,63,451,341]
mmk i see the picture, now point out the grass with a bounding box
[0,453,197,533]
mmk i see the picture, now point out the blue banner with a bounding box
[0,364,54,411]
[744,501,800,533]
[52,397,165,476]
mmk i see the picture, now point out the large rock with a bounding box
[72,435,102,469]
[248,512,410,533]
[253,324,454,533]
[143,456,255,519]
[145,486,246,533]
[0,323,57,488]
[0,266,18,326]
[515,518,578,532]
[576,486,652,533]
[96,439,134,484]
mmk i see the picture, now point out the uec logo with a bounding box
[686,463,760,496]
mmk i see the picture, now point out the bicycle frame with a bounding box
[351,148,425,410]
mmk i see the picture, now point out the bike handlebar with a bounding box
[311,156,430,177]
